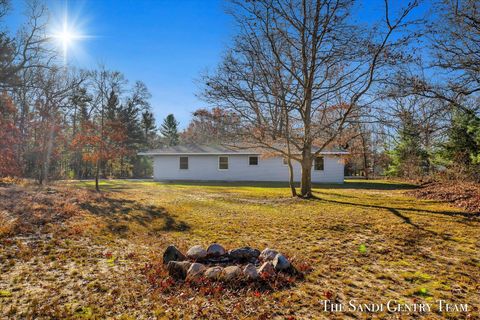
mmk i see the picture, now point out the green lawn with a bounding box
[1,179,478,319]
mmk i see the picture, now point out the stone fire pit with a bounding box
[163,243,295,282]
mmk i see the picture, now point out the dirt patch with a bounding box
[408,181,480,214]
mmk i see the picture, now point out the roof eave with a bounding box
[138,151,349,156]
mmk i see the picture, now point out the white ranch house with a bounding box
[139,144,348,183]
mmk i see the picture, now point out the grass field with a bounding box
[0,179,479,319]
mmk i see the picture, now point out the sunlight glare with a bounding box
[49,12,90,64]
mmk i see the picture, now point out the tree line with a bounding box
[0,1,169,190]
[1,0,480,198]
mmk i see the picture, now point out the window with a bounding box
[218,156,229,170]
[249,156,258,165]
[179,156,188,170]
[314,156,324,171]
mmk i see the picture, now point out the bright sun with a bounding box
[49,13,89,63]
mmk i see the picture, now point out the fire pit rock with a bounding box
[229,247,260,261]
[243,263,259,280]
[204,266,223,280]
[259,248,279,261]
[207,243,226,257]
[258,261,276,277]
[164,244,293,282]
[186,263,206,280]
[273,253,291,271]
[163,245,186,264]
[222,265,242,281]
[186,245,207,260]
[167,261,192,280]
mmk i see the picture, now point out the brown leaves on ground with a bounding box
[408,181,480,213]
[0,182,101,238]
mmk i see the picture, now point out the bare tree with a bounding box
[33,67,87,184]
[202,0,418,197]
[0,0,54,90]
[89,67,126,190]
[396,0,480,113]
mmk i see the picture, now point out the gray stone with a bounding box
[222,265,242,281]
[186,245,207,260]
[207,243,226,257]
[163,245,186,264]
[272,253,291,271]
[204,266,223,280]
[257,261,275,277]
[186,263,206,280]
[229,247,260,260]
[243,263,259,280]
[167,261,191,280]
[259,248,279,261]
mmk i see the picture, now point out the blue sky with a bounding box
[4,0,426,129]
[5,0,235,128]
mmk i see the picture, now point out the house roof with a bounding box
[138,144,349,156]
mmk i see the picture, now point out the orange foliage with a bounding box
[71,119,128,164]
[0,92,21,177]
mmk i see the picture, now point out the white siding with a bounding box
[152,155,344,183]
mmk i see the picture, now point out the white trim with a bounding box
[218,156,229,170]
[140,152,259,156]
[139,151,349,156]
[248,156,259,166]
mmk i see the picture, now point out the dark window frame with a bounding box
[179,156,189,170]
[314,156,324,171]
[218,156,229,170]
[249,156,259,166]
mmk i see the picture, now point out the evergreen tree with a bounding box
[441,108,480,179]
[160,114,179,146]
[105,90,119,121]
[141,111,156,146]
[386,110,429,178]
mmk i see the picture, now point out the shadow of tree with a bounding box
[79,196,190,236]
[313,196,479,219]
[154,180,418,191]
[310,195,479,240]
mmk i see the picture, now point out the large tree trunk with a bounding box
[300,147,313,198]
[360,132,369,180]
[286,158,297,197]
[95,159,100,192]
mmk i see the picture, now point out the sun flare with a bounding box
[49,12,90,64]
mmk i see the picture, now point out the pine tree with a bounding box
[141,111,156,146]
[386,110,429,178]
[441,109,480,179]
[160,114,179,146]
[105,90,119,121]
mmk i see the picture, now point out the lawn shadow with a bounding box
[79,196,190,236]
[316,197,479,219]
[148,179,418,191]
[310,195,479,239]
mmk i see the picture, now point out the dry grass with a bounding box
[0,179,479,319]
